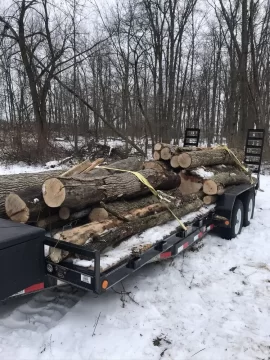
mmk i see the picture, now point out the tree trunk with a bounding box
[1,170,63,221]
[178,148,244,169]
[203,170,251,195]
[88,197,203,253]
[142,160,171,172]
[5,193,54,223]
[42,168,181,209]
[49,193,203,262]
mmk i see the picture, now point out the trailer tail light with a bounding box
[102,280,109,289]
[225,220,230,226]
[160,251,172,259]
[25,283,44,293]
[11,282,44,297]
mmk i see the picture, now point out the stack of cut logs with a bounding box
[1,144,252,263]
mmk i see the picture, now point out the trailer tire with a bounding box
[221,199,244,240]
[242,191,255,227]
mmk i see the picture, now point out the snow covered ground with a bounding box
[0,173,270,359]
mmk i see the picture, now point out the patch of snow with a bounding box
[0,159,66,175]
[0,163,54,175]
[191,167,214,179]
[0,176,270,360]
[33,198,39,204]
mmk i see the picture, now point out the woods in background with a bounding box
[0,0,269,159]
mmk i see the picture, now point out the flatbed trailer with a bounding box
[0,129,265,301]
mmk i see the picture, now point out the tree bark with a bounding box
[2,170,63,222]
[88,197,203,252]
[178,148,244,169]
[42,168,181,209]
[203,170,251,195]
[142,160,171,172]
[49,193,203,262]
[49,202,168,262]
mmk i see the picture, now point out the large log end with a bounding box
[59,206,71,220]
[170,155,180,168]
[203,195,217,205]
[42,178,65,207]
[89,208,109,222]
[154,143,162,151]
[178,153,191,168]
[160,147,171,160]
[203,179,218,195]
[5,193,30,223]
[153,151,161,160]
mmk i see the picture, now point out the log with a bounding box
[59,207,70,220]
[89,208,109,222]
[76,157,143,179]
[37,214,61,229]
[179,171,203,195]
[203,195,217,205]
[60,160,92,178]
[88,197,204,252]
[42,168,181,209]
[101,189,189,216]
[81,158,104,174]
[142,160,171,172]
[160,147,172,160]
[170,155,180,169]
[3,170,63,223]
[50,202,168,262]
[178,148,244,169]
[153,151,161,160]
[203,169,251,195]
[50,193,202,262]
[154,143,163,151]
[37,207,92,230]
[154,143,194,154]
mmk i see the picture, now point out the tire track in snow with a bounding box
[0,285,86,334]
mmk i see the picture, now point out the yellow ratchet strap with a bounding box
[98,166,187,231]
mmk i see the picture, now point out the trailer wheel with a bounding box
[221,199,244,240]
[242,191,255,227]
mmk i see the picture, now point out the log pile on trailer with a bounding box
[0,144,253,264]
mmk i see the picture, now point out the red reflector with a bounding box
[183,242,189,249]
[160,251,172,259]
[210,224,214,230]
[25,283,44,293]
[198,231,204,239]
